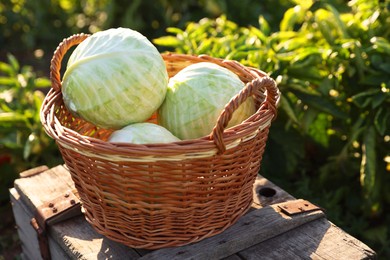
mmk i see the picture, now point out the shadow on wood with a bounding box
[252,176,295,208]
[10,165,376,259]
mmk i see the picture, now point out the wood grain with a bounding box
[141,202,325,260]
[10,165,376,260]
[236,218,376,260]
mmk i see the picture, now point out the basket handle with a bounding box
[50,33,90,91]
[210,68,279,154]
[49,33,279,154]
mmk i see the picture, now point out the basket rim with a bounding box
[40,33,280,157]
[42,89,275,159]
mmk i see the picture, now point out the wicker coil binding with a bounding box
[40,33,280,249]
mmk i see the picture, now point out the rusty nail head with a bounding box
[64,193,69,198]
[52,207,57,213]
[70,199,76,205]
[48,202,54,208]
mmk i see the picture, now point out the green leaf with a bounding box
[166,27,184,35]
[290,51,322,69]
[351,89,380,108]
[374,107,390,136]
[288,81,318,95]
[280,6,301,32]
[340,116,365,156]
[6,54,20,73]
[325,4,349,39]
[0,102,12,113]
[258,15,270,36]
[277,37,307,52]
[0,77,17,86]
[271,31,298,47]
[292,48,321,61]
[197,38,213,54]
[0,112,28,125]
[316,19,334,44]
[296,0,313,10]
[249,26,267,43]
[371,92,388,109]
[153,36,182,48]
[34,77,51,88]
[308,113,330,147]
[23,132,40,160]
[32,91,45,122]
[292,90,348,119]
[360,126,376,194]
[0,62,13,75]
[370,37,390,55]
[288,66,324,82]
[279,95,299,123]
[351,42,366,79]
[301,107,318,133]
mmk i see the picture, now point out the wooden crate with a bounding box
[10,165,376,260]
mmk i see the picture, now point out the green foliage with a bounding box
[0,0,111,51]
[0,0,296,59]
[1,0,389,257]
[0,54,62,203]
[154,0,390,256]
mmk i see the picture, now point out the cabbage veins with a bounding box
[158,62,255,140]
[62,28,168,129]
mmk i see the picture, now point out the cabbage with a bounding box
[62,28,168,129]
[108,123,180,144]
[158,62,255,140]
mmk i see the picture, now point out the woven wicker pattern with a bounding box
[40,33,280,249]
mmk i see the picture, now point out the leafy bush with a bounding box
[0,0,298,73]
[0,54,62,203]
[154,0,390,256]
[1,0,389,257]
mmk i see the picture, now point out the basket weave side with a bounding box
[40,33,280,249]
[58,128,269,248]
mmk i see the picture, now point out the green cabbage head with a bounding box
[158,62,255,140]
[62,28,168,129]
[108,123,180,144]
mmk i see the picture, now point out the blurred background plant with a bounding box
[0,54,61,201]
[1,0,389,258]
[0,53,62,257]
[154,0,390,256]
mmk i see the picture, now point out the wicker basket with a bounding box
[40,33,280,249]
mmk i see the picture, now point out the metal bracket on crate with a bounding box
[30,189,82,260]
[277,199,323,216]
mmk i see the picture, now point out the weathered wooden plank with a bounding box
[222,255,242,260]
[11,187,74,260]
[12,165,142,260]
[48,238,72,260]
[11,165,376,260]
[10,188,42,260]
[19,165,49,178]
[252,175,295,208]
[49,215,141,260]
[313,221,376,260]
[236,217,376,260]
[141,201,325,260]
[13,165,76,212]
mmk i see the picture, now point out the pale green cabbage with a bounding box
[158,62,255,140]
[62,28,168,129]
[108,123,180,144]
